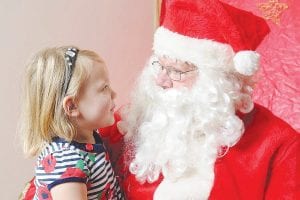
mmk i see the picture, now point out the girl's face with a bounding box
[76,61,116,131]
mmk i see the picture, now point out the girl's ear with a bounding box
[63,96,79,117]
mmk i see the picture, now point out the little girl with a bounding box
[20,46,124,200]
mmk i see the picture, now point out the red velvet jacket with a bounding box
[120,104,300,200]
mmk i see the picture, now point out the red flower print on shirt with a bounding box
[85,143,94,151]
[60,167,87,179]
[41,154,56,173]
[37,185,52,200]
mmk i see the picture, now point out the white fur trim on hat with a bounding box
[153,27,235,72]
[233,51,260,76]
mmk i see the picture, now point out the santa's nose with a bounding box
[156,70,173,89]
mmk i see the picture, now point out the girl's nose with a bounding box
[155,70,173,89]
[111,88,117,99]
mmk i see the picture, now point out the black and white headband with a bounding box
[62,47,79,97]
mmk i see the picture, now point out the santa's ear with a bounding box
[62,96,79,117]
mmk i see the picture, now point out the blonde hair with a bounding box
[20,46,103,157]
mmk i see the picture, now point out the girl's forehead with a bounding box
[93,60,107,72]
[88,61,108,79]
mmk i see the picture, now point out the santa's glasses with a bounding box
[152,60,198,81]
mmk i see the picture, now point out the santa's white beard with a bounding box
[122,60,252,199]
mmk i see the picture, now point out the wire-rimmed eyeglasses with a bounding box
[152,60,198,81]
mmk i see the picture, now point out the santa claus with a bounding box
[114,0,300,200]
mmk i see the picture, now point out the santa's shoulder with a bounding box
[236,103,299,151]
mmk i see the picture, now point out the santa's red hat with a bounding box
[153,0,270,76]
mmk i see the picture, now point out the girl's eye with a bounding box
[102,85,109,91]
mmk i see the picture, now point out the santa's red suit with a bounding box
[106,104,299,200]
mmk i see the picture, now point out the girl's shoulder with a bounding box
[37,138,79,161]
[34,140,90,194]
[36,133,108,165]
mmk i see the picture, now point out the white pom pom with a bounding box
[233,51,260,76]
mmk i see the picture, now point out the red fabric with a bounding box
[98,112,123,144]
[98,111,125,177]
[160,0,270,51]
[123,173,163,200]
[121,104,300,200]
[20,177,36,200]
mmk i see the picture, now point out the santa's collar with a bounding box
[236,105,257,129]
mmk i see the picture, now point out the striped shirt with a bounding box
[34,132,124,200]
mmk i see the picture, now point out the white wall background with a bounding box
[0,0,154,199]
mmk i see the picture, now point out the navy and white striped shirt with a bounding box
[34,132,124,200]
